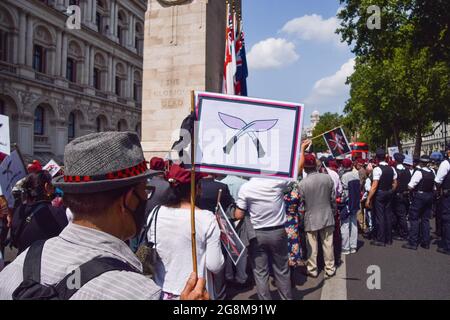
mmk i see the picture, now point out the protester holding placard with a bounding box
[146,164,224,300]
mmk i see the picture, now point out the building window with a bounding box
[96,12,102,32]
[34,106,44,135]
[69,0,79,5]
[133,83,138,101]
[33,45,46,73]
[96,117,101,132]
[66,58,76,82]
[117,121,122,132]
[0,100,4,115]
[115,76,121,96]
[93,68,101,90]
[117,25,122,45]
[0,30,8,62]
[68,112,75,140]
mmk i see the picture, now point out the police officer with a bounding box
[366,148,398,246]
[434,143,450,255]
[392,153,411,241]
[402,155,435,250]
[430,152,444,238]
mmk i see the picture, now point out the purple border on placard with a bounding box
[195,92,303,180]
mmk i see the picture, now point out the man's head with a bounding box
[375,148,386,161]
[54,132,161,241]
[341,158,353,171]
[419,155,431,167]
[393,153,405,164]
[303,154,317,173]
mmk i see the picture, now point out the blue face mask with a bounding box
[55,187,64,197]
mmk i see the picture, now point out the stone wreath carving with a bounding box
[157,0,192,6]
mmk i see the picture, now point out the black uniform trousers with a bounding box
[373,190,394,244]
[439,194,450,251]
[393,192,409,238]
[408,192,433,247]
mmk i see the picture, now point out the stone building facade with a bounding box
[401,122,450,156]
[0,0,146,163]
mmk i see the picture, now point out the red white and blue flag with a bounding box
[234,24,248,96]
[223,4,236,95]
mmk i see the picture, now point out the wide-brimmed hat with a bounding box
[53,132,161,194]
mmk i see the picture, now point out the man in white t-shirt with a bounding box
[234,177,292,300]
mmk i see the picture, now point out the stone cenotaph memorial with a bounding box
[141,0,229,159]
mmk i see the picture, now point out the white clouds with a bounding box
[281,14,343,47]
[304,58,355,110]
[247,38,299,70]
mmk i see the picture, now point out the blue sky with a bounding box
[242,0,355,125]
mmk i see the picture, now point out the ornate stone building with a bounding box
[303,110,320,139]
[0,0,146,163]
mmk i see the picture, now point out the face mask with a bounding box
[124,190,148,237]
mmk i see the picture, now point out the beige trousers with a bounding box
[306,226,336,276]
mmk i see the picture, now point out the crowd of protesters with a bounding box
[0,132,449,300]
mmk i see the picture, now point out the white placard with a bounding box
[0,151,27,208]
[388,146,400,159]
[194,92,304,180]
[0,115,10,156]
[43,159,62,177]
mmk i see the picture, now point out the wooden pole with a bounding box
[310,126,343,141]
[215,189,223,213]
[190,90,198,274]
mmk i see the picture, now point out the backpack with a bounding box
[10,203,47,249]
[135,205,161,276]
[12,240,139,300]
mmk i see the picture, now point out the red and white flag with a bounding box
[223,3,236,95]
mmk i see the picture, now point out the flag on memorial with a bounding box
[222,3,236,95]
[234,24,248,96]
[323,127,351,158]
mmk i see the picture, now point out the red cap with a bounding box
[27,160,42,173]
[342,158,353,169]
[165,164,206,186]
[328,160,338,170]
[149,157,165,171]
[304,154,317,168]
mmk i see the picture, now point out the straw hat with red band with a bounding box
[165,164,207,186]
[53,132,161,194]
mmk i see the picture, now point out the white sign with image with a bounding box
[43,159,62,177]
[388,146,400,159]
[194,92,304,181]
[0,115,10,156]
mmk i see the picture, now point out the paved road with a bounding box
[346,220,450,300]
[229,220,450,300]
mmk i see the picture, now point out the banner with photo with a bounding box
[323,127,351,158]
[215,203,246,266]
[43,159,62,177]
[194,91,304,181]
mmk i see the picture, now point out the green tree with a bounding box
[338,0,450,156]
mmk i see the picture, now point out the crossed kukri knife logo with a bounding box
[218,112,278,158]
